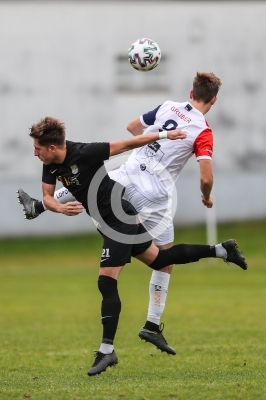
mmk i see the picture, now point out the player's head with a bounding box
[191,72,222,105]
[29,116,65,146]
[29,116,66,164]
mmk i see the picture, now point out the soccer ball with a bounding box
[128,38,161,72]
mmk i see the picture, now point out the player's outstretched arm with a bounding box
[109,129,187,156]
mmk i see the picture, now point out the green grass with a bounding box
[0,221,266,400]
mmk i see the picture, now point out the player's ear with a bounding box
[210,96,217,105]
[189,90,193,99]
[50,144,57,152]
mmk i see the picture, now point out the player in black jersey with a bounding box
[28,116,247,376]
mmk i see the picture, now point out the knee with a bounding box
[157,265,173,274]
[98,275,118,297]
[149,244,189,270]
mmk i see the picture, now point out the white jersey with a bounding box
[119,100,213,203]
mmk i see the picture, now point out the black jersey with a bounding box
[42,140,121,218]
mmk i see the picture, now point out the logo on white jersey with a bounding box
[135,141,164,175]
[185,103,193,111]
[147,142,161,153]
[140,164,146,171]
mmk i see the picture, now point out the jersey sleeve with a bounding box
[79,142,110,163]
[140,105,161,127]
[193,128,213,161]
[42,164,57,184]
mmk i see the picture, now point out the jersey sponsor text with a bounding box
[171,106,192,123]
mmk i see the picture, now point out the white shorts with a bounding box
[109,169,174,246]
[53,169,174,246]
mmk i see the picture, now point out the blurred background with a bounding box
[1,0,266,238]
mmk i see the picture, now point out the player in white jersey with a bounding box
[113,72,220,353]
[17,72,222,355]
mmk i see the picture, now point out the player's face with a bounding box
[33,139,56,165]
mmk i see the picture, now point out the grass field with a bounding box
[0,220,266,400]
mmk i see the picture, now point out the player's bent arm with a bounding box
[109,129,187,156]
[199,159,213,201]
[127,118,145,136]
[42,183,65,212]
[42,183,83,216]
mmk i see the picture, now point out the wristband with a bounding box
[158,131,168,139]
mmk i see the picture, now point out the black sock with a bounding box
[34,200,45,215]
[143,321,160,332]
[149,244,216,270]
[98,275,121,342]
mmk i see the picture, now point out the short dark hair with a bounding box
[29,116,66,147]
[193,72,222,103]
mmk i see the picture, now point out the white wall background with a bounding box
[0,1,266,237]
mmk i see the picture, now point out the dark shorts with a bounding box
[98,199,152,267]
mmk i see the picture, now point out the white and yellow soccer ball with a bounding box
[128,38,161,72]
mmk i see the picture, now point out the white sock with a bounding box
[41,187,76,211]
[42,200,47,211]
[147,271,171,325]
[99,343,114,354]
[54,187,76,204]
[215,243,227,259]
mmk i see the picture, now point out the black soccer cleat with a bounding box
[139,323,176,355]
[87,351,118,376]
[17,189,39,220]
[221,239,248,270]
